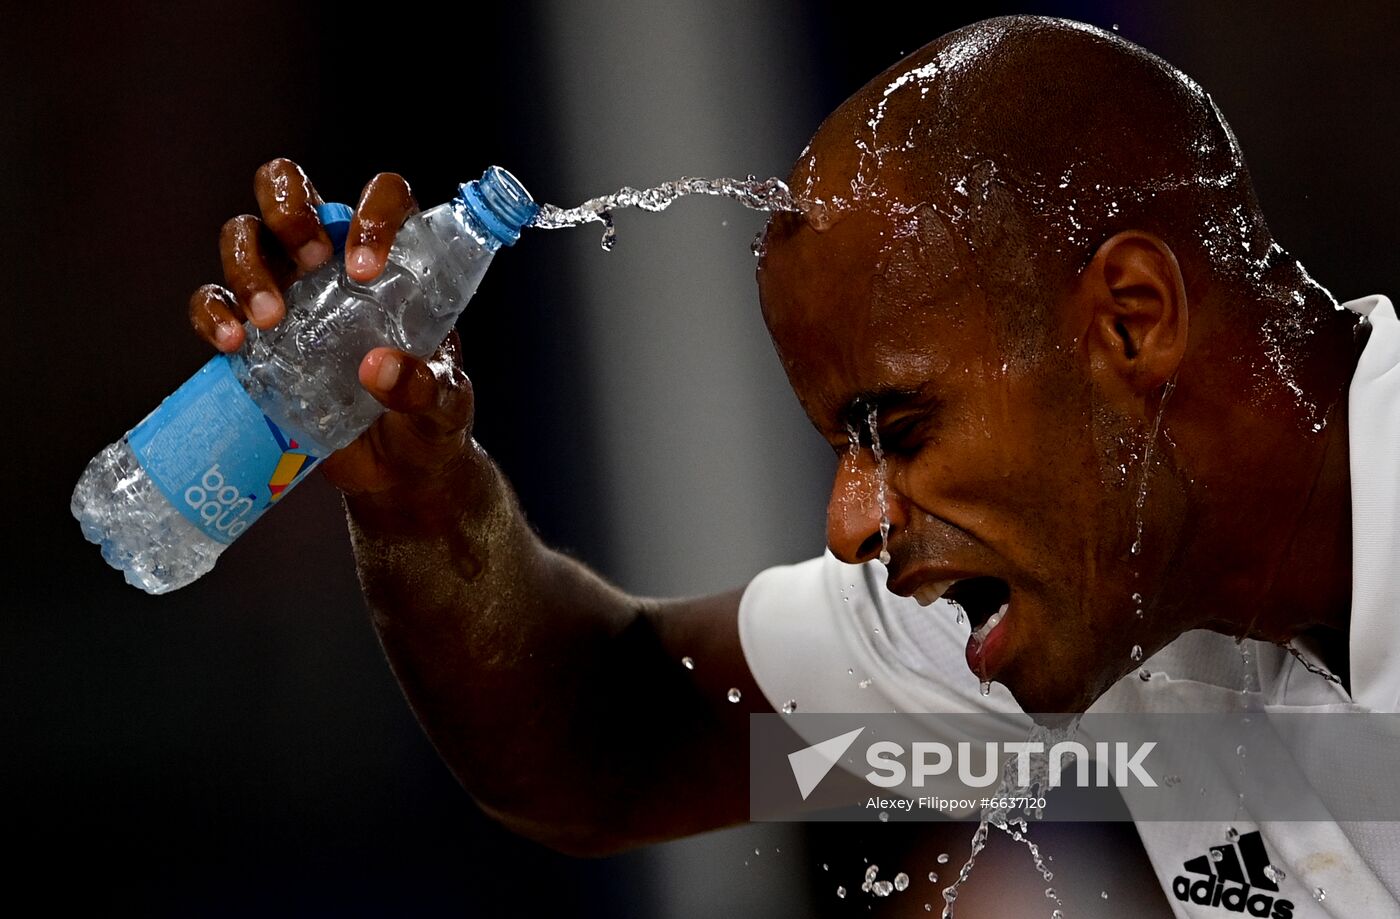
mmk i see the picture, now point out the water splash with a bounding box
[939,723,1075,917]
[529,176,802,250]
[1238,640,1260,694]
[866,405,893,565]
[1129,378,1177,556]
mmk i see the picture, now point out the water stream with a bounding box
[529,176,803,250]
[938,722,1076,917]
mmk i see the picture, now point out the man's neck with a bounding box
[1247,312,1371,666]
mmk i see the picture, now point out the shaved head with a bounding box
[768,15,1314,353]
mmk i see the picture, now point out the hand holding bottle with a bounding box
[187,158,480,509]
[74,157,535,591]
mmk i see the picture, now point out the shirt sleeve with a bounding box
[737,549,1025,718]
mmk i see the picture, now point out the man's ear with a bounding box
[1076,230,1188,395]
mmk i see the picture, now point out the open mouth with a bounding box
[943,576,1012,644]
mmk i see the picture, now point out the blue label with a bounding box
[129,356,323,544]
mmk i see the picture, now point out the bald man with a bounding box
[188,14,1397,915]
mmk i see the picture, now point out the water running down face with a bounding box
[756,16,1357,713]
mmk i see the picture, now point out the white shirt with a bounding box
[739,295,1400,918]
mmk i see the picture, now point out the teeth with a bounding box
[914,580,957,607]
[972,603,1010,643]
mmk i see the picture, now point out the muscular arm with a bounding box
[346,443,769,856]
[190,159,771,857]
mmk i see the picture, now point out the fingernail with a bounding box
[248,291,280,325]
[215,322,242,349]
[347,246,375,277]
[296,238,331,269]
[374,353,401,391]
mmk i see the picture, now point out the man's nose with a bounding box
[827,449,902,565]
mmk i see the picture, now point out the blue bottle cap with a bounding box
[459,166,538,247]
[315,202,354,254]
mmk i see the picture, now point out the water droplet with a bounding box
[878,810,890,823]
[1101,891,1109,899]
[873,880,894,897]
[1236,744,1247,757]
[1130,644,1143,661]
[1226,827,1240,841]
[866,865,879,883]
[879,548,891,565]
[1131,592,1143,603]
[681,656,695,670]
[836,886,846,899]
[1044,886,1056,898]
[1314,887,1326,902]
[894,872,910,891]
[980,680,992,696]
[781,699,798,714]
[822,863,829,871]
[928,871,938,883]
[1263,864,1285,883]
[924,905,932,912]
[859,678,873,689]
[1210,849,1224,862]
[754,848,760,855]
[727,688,742,703]
[1164,774,1182,787]
[1051,911,1063,919]
[937,853,949,865]
[1138,669,1152,681]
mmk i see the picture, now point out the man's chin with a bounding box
[998,668,1111,720]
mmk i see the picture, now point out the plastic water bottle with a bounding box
[72,166,538,594]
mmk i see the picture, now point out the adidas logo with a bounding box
[1171,830,1295,918]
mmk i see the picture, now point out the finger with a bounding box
[346,172,418,282]
[219,215,288,329]
[189,284,246,352]
[359,332,473,437]
[253,158,333,273]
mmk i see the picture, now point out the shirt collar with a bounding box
[1341,295,1400,711]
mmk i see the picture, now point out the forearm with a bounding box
[344,441,748,854]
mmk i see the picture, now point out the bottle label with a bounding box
[129,355,323,544]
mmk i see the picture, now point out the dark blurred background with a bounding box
[4,1,1396,916]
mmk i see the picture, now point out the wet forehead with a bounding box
[760,205,976,424]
